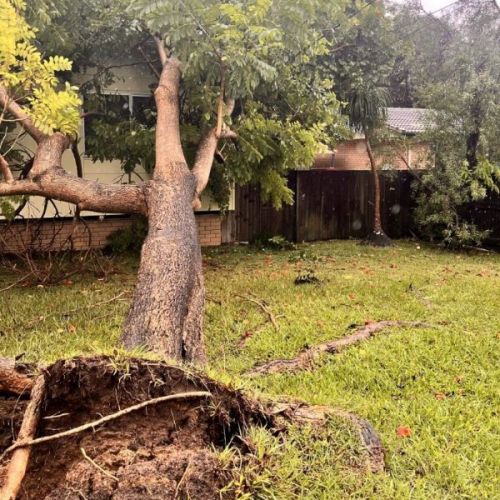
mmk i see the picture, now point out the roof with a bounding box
[385,107,430,134]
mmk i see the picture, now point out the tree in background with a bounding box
[347,85,392,246]
[391,0,500,247]
[328,1,395,246]
[0,0,348,361]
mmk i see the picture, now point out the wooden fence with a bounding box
[235,170,500,243]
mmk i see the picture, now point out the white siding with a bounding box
[4,63,233,220]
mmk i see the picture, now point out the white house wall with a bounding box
[4,62,233,220]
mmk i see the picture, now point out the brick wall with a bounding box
[0,213,222,253]
[314,139,429,171]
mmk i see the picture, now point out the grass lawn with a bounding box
[0,240,499,498]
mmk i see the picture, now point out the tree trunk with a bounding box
[120,169,206,363]
[120,55,207,364]
[366,138,382,233]
[363,135,392,247]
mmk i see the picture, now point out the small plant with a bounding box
[266,235,295,251]
[442,222,490,249]
[294,269,321,285]
[105,216,148,255]
[251,234,296,251]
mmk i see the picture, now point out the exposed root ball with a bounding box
[0,356,388,498]
[0,356,266,499]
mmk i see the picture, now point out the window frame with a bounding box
[81,90,152,158]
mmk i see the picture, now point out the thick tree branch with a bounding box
[0,86,44,143]
[153,37,186,179]
[0,153,14,183]
[0,83,146,217]
[191,98,236,208]
[154,34,169,67]
[0,172,146,214]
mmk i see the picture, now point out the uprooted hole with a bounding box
[2,356,269,499]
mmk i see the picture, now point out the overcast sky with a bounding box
[392,0,457,13]
[400,0,500,13]
[419,0,457,11]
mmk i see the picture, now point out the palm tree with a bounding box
[347,85,392,247]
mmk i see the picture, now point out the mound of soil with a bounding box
[0,357,269,499]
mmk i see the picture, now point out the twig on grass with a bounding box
[0,273,32,293]
[237,294,280,331]
[247,320,431,375]
[0,391,212,460]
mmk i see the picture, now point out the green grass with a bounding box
[1,241,499,499]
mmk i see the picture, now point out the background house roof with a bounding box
[386,107,430,134]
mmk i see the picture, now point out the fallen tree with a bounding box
[0,0,342,362]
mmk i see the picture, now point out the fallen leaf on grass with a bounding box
[396,426,412,438]
[68,324,77,333]
[434,392,446,400]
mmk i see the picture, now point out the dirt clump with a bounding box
[0,356,267,499]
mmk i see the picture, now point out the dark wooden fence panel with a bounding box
[236,172,297,242]
[235,170,414,242]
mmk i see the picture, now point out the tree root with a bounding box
[360,230,393,247]
[0,373,46,500]
[0,358,34,396]
[268,401,385,473]
[0,391,212,462]
[247,320,430,376]
[0,354,390,497]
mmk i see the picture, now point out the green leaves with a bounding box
[0,0,81,136]
[217,109,330,209]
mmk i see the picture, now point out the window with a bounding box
[83,93,155,155]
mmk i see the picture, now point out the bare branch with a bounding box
[71,141,84,178]
[1,132,146,216]
[138,45,161,79]
[191,98,237,208]
[215,72,226,138]
[0,86,45,143]
[154,34,169,67]
[0,153,14,183]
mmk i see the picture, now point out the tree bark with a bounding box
[120,174,206,363]
[365,137,382,233]
[364,134,391,247]
[120,54,207,363]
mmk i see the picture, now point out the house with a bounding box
[313,107,432,171]
[0,63,230,254]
